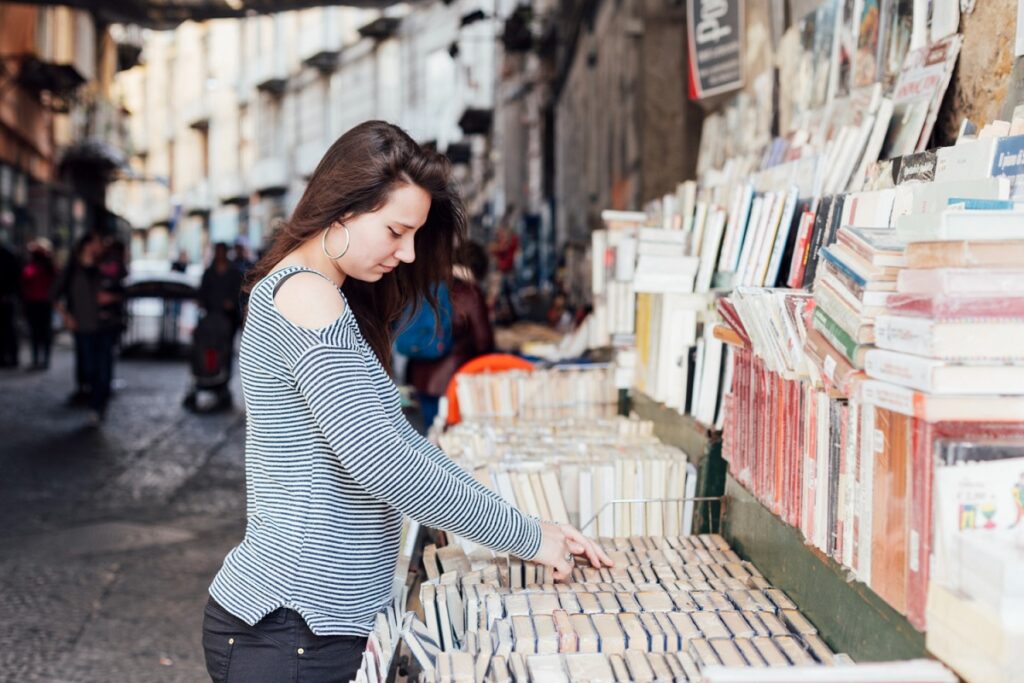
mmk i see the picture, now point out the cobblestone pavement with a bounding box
[0,336,248,682]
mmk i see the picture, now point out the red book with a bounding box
[786,210,816,289]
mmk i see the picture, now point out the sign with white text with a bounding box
[686,0,744,99]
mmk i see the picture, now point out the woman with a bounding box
[202,121,611,683]
[21,239,56,370]
[407,240,494,430]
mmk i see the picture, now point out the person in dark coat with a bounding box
[406,241,494,430]
[199,242,244,336]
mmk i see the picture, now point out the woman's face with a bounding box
[333,182,431,282]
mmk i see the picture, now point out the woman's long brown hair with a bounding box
[244,121,466,368]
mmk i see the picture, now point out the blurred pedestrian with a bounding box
[406,241,494,431]
[170,248,189,274]
[54,232,121,424]
[489,208,519,324]
[199,242,244,338]
[231,235,254,276]
[0,238,21,367]
[20,238,56,370]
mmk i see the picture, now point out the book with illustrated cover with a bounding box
[882,35,962,159]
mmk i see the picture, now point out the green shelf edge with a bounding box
[628,390,928,663]
[723,474,928,662]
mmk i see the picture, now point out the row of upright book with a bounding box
[583,6,1024,679]
[393,534,953,682]
[710,142,1024,682]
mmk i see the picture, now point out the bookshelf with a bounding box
[628,391,726,534]
[629,389,929,664]
[723,474,928,662]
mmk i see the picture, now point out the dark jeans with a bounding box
[24,301,53,368]
[202,597,367,683]
[77,328,117,414]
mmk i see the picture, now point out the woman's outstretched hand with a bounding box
[533,521,615,581]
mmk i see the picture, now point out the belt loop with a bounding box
[275,607,287,624]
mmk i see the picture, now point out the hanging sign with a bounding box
[686,0,744,99]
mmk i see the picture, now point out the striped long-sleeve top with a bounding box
[209,266,542,635]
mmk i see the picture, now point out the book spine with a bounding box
[816,285,867,342]
[873,316,936,357]
[859,380,922,419]
[820,246,868,288]
[863,349,936,392]
[812,307,863,367]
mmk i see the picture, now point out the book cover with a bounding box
[896,267,1024,295]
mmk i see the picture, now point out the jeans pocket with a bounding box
[202,608,237,682]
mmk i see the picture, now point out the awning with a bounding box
[13,1,404,30]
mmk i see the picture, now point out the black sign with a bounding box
[686,0,744,99]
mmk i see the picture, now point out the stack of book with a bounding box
[438,417,696,538]
[860,225,1024,423]
[453,366,618,422]
[407,534,852,682]
[809,226,904,381]
[401,535,958,681]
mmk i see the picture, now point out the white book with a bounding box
[695,209,727,292]
[893,176,1009,219]
[750,191,787,286]
[896,207,1024,242]
[690,202,709,258]
[763,186,800,287]
[614,236,638,281]
[695,330,724,427]
[578,468,594,535]
[896,267,1024,295]
[857,403,875,586]
[864,348,1024,394]
[874,315,1024,360]
[860,379,1024,421]
[596,463,616,537]
[660,304,699,412]
[934,136,999,183]
[734,194,771,283]
[720,183,755,272]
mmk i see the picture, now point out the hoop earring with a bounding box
[322,223,350,260]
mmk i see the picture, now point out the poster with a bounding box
[686,0,744,99]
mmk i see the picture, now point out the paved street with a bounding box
[0,335,247,682]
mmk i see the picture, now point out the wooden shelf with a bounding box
[629,391,726,534]
[722,474,928,662]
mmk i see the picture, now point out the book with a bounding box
[896,208,1024,242]
[874,315,1024,360]
[904,239,1024,268]
[860,380,1024,421]
[895,268,1024,295]
[865,348,1024,394]
[884,293,1024,319]
[812,307,872,368]
[836,226,907,267]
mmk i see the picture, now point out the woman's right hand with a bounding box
[533,521,615,582]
